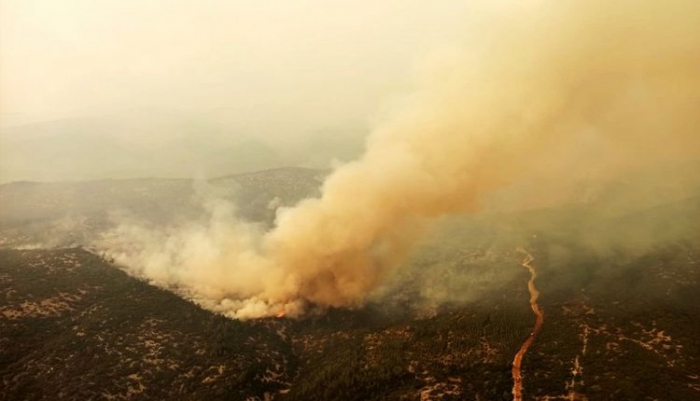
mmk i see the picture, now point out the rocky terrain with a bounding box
[1,166,699,400]
[2,240,699,400]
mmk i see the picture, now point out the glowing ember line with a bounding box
[512,247,544,401]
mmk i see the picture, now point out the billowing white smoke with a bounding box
[97,0,700,319]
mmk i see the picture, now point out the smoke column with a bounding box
[99,0,700,319]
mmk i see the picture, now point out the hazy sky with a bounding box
[1,0,469,137]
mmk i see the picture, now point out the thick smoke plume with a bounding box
[99,0,700,319]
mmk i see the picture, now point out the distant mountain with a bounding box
[0,117,284,183]
[0,167,325,248]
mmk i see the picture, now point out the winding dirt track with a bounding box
[512,247,544,401]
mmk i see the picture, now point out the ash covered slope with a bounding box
[1,164,700,400]
[0,248,294,401]
[529,242,700,400]
[0,246,531,401]
[2,234,700,400]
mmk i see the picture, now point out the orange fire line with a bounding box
[512,248,544,401]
